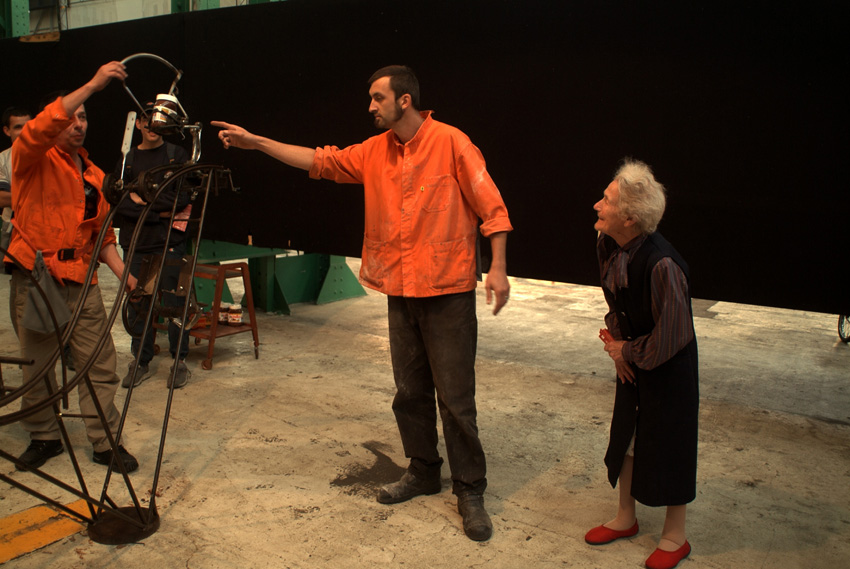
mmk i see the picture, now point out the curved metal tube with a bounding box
[119,53,183,118]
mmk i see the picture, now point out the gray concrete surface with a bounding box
[1,258,848,568]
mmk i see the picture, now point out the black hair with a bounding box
[368,65,420,110]
[2,106,31,129]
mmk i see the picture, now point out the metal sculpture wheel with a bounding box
[102,164,207,207]
[1,162,235,546]
[121,254,203,342]
[839,315,850,343]
[0,51,243,547]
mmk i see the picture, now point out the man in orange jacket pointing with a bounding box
[213,65,512,541]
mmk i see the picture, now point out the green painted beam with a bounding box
[192,240,363,314]
[316,255,367,304]
[1,0,30,39]
[248,255,290,315]
[274,253,325,305]
[194,239,288,264]
[172,0,221,12]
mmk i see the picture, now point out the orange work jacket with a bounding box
[310,111,513,298]
[6,97,115,283]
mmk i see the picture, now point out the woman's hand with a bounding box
[605,340,636,383]
[615,360,636,384]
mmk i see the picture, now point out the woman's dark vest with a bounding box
[602,232,700,507]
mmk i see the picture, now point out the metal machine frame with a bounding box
[0,53,238,544]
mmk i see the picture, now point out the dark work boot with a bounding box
[92,445,139,473]
[457,493,493,541]
[16,439,64,471]
[377,471,441,504]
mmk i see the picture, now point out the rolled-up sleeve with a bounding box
[309,144,364,184]
[456,142,512,237]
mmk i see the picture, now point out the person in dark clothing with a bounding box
[115,105,192,389]
[2,106,32,336]
[585,159,699,569]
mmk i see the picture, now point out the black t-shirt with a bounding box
[83,179,98,220]
[122,143,189,184]
[114,142,191,252]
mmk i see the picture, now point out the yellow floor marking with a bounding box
[0,499,89,563]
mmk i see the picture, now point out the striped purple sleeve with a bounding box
[622,257,694,370]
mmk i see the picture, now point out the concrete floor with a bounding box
[1,258,848,569]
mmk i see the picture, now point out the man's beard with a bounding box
[373,102,403,129]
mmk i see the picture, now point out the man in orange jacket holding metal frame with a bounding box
[7,61,140,473]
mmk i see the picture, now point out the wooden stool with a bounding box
[190,262,260,370]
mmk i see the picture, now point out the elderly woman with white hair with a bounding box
[585,158,699,569]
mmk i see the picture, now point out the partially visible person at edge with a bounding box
[5,62,141,473]
[586,158,699,569]
[1,105,33,336]
[114,102,192,390]
[1,105,31,205]
[211,65,512,541]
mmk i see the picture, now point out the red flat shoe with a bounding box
[584,520,639,545]
[645,540,691,569]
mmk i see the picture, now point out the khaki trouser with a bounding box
[12,270,123,452]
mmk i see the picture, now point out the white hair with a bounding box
[614,158,666,234]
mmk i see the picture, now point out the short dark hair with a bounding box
[2,106,31,129]
[368,65,420,110]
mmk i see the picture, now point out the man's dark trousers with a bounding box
[387,290,486,496]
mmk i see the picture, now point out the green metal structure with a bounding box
[0,0,30,39]
[0,0,284,39]
[172,0,282,13]
[193,240,366,316]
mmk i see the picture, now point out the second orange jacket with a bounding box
[310,111,513,298]
[7,98,115,283]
